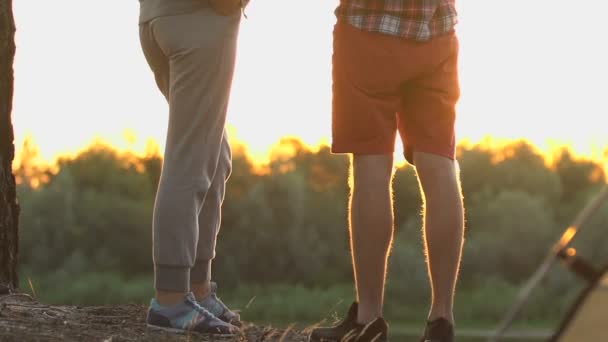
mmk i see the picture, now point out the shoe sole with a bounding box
[146,323,237,336]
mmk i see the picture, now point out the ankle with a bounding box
[428,312,455,325]
[357,308,383,325]
[156,291,188,307]
[191,281,212,301]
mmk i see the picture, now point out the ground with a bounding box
[0,293,310,342]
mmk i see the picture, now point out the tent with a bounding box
[489,186,608,342]
[550,264,608,341]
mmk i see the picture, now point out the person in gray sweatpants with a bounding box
[138,0,244,335]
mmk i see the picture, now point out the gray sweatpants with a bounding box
[139,8,241,292]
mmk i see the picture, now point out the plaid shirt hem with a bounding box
[336,0,458,42]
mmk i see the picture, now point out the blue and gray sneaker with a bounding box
[199,282,242,327]
[146,292,238,335]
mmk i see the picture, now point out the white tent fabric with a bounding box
[552,268,608,342]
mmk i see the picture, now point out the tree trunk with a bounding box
[0,0,19,293]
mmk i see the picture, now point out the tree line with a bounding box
[14,137,608,323]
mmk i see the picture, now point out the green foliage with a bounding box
[19,144,155,277]
[20,269,153,305]
[215,141,352,286]
[459,141,563,207]
[15,138,608,327]
[464,190,558,282]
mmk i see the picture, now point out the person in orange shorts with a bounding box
[310,1,464,341]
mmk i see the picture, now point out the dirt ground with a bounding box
[0,293,310,342]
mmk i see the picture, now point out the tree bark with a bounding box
[0,0,19,293]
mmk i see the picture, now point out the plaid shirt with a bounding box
[336,0,458,42]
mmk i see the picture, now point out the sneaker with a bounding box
[309,302,362,342]
[420,318,454,342]
[146,292,237,335]
[350,317,388,342]
[199,282,242,326]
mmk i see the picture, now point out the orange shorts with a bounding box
[331,21,460,164]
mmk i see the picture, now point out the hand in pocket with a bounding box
[209,0,241,16]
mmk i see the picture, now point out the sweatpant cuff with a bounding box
[155,265,190,292]
[190,259,212,283]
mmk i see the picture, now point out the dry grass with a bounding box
[0,293,309,342]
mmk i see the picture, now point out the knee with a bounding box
[221,154,232,181]
[206,157,231,202]
[415,152,458,180]
[414,153,462,199]
[352,154,394,189]
[219,141,232,181]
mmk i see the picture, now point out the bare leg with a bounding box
[191,282,212,301]
[156,291,188,307]
[414,152,465,324]
[350,154,395,324]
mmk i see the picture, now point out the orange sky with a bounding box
[10,0,608,165]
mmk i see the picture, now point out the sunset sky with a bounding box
[11,0,608,164]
